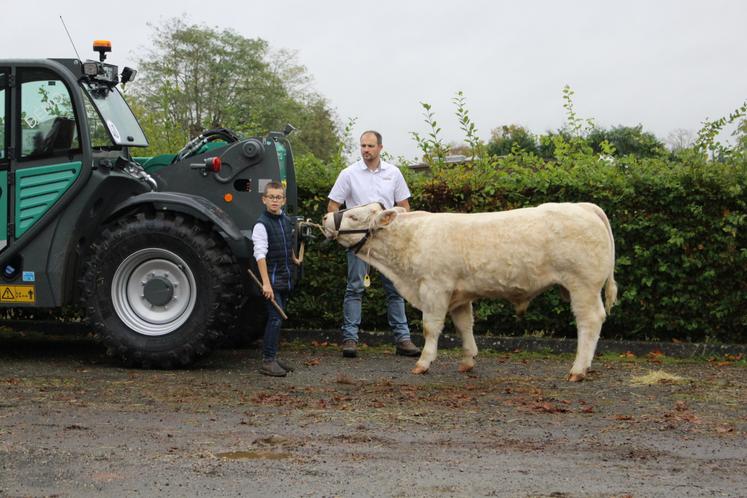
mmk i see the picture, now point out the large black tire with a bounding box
[219,295,268,349]
[80,211,241,368]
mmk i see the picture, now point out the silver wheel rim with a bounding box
[111,248,197,337]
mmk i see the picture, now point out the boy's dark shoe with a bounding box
[396,340,421,357]
[276,358,294,372]
[259,359,287,377]
[341,340,357,358]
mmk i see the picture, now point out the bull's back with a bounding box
[397,203,612,291]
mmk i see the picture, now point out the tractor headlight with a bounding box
[82,61,101,76]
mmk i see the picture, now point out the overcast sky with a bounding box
[3,0,746,161]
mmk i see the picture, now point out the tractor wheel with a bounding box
[220,295,268,348]
[81,211,241,368]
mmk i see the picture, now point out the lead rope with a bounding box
[295,221,325,264]
[363,245,372,288]
[362,218,377,288]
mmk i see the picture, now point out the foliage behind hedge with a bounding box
[288,151,746,344]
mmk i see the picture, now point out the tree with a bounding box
[734,118,747,155]
[486,125,538,156]
[586,125,667,158]
[666,128,695,152]
[131,18,340,159]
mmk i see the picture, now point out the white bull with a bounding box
[322,202,617,381]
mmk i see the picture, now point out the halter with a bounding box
[332,203,385,254]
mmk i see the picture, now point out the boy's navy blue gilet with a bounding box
[257,211,294,292]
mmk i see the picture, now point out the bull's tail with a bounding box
[604,272,618,315]
[581,203,618,314]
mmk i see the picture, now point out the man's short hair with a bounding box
[264,181,285,195]
[360,130,382,145]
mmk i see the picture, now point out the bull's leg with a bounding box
[450,302,477,373]
[568,288,606,382]
[412,311,446,374]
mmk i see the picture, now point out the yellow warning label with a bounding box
[0,285,36,304]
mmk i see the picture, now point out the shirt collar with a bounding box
[358,159,389,172]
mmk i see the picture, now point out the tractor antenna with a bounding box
[59,16,82,61]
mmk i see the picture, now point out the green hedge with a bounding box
[288,151,747,344]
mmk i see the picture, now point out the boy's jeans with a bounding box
[341,250,410,343]
[262,291,288,360]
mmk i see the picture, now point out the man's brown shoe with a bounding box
[396,340,421,357]
[341,340,357,358]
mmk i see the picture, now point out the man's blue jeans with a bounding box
[262,291,287,360]
[341,250,410,343]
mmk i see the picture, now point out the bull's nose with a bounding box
[320,215,333,239]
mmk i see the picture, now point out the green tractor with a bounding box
[0,41,302,367]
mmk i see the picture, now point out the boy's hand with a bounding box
[262,282,274,300]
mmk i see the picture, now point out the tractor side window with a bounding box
[83,96,113,148]
[0,71,6,163]
[19,69,80,159]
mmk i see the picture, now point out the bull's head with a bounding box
[322,203,402,252]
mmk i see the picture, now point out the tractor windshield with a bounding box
[81,81,148,147]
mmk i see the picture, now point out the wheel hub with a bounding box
[142,276,175,307]
[111,248,197,336]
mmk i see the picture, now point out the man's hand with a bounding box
[327,199,342,213]
[396,199,411,211]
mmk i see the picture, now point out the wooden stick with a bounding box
[246,268,288,320]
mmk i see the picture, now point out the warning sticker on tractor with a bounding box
[0,285,36,304]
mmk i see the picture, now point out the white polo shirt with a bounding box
[328,159,411,209]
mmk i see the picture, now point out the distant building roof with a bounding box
[408,154,468,171]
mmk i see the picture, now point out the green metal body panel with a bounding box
[14,162,81,237]
[275,141,288,182]
[0,171,7,245]
[134,154,176,173]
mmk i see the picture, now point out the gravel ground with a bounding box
[0,331,745,497]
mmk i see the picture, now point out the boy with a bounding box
[252,182,300,377]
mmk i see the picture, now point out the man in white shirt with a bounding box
[327,130,421,358]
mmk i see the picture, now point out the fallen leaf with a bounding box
[679,412,701,424]
[533,402,568,414]
[336,373,355,385]
[304,358,321,367]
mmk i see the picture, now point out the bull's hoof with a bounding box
[411,364,429,374]
[458,362,474,373]
[567,372,586,382]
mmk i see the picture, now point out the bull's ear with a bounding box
[374,208,399,228]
